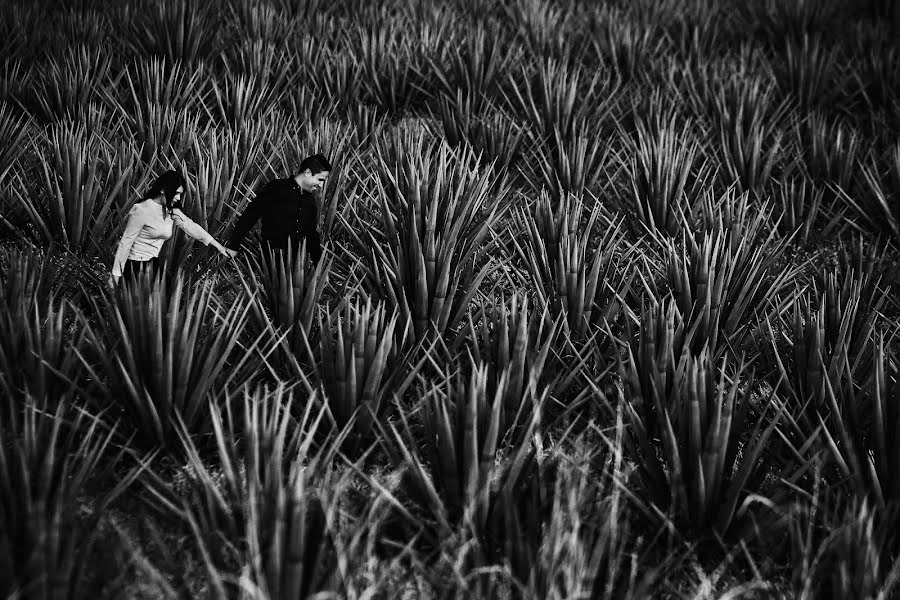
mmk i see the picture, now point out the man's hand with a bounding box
[108,274,120,287]
[225,248,238,259]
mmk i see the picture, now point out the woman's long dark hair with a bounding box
[145,170,186,217]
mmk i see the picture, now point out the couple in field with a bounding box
[109,154,332,286]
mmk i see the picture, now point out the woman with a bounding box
[109,170,236,286]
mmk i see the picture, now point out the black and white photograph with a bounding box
[1,0,900,597]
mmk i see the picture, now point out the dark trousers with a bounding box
[122,257,161,285]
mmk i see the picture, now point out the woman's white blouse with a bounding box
[112,199,214,276]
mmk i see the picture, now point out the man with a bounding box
[226,154,332,265]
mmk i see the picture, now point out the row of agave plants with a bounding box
[3,129,900,596]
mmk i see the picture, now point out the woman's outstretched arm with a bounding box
[172,209,233,257]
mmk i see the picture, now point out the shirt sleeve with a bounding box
[226,188,267,250]
[172,209,214,245]
[112,203,146,277]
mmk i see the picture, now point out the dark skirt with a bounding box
[122,257,161,285]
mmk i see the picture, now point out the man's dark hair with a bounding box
[298,154,332,175]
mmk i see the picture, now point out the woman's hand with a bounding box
[212,240,235,258]
[108,274,120,287]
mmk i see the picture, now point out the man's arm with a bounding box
[226,188,267,250]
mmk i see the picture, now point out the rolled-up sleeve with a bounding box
[112,204,146,277]
[172,209,214,245]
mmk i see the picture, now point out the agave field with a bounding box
[2,0,900,597]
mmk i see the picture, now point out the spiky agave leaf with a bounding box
[0,397,145,600]
[0,295,85,416]
[75,271,265,454]
[432,91,526,175]
[115,55,211,118]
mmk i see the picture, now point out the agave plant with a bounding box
[777,32,842,111]
[790,494,900,600]
[75,271,264,453]
[0,397,144,600]
[237,242,333,368]
[9,121,143,253]
[115,56,210,118]
[503,0,576,59]
[209,43,296,130]
[127,0,220,65]
[850,28,900,113]
[428,22,518,114]
[144,383,350,599]
[618,298,787,541]
[25,45,112,123]
[348,20,430,116]
[0,101,31,185]
[155,125,271,273]
[773,176,848,246]
[586,7,667,83]
[485,430,657,600]
[662,197,799,356]
[383,363,544,555]
[620,110,713,239]
[793,111,862,193]
[713,73,791,195]
[503,56,618,146]
[432,92,526,174]
[840,143,900,247]
[458,293,581,417]
[317,298,414,454]
[816,337,900,508]
[512,189,638,339]
[348,132,511,342]
[732,0,838,46]
[111,57,211,162]
[0,247,89,414]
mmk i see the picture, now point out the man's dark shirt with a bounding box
[226,178,321,264]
